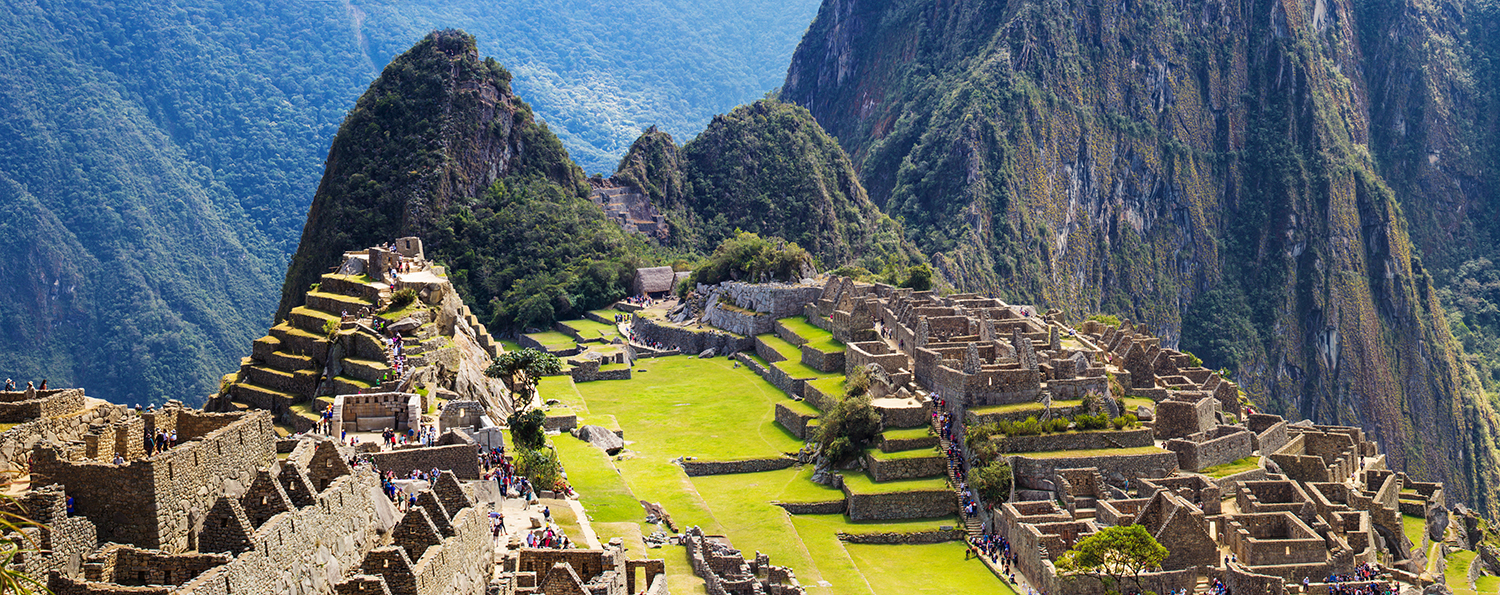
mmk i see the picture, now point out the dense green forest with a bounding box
[0,0,815,405]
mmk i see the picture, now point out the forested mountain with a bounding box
[0,0,814,405]
[780,0,1500,513]
[614,101,918,272]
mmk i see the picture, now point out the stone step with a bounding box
[329,375,375,395]
[263,350,317,372]
[230,382,299,411]
[270,323,330,360]
[289,306,340,335]
[306,291,375,316]
[241,364,319,397]
[251,336,281,361]
[340,358,392,385]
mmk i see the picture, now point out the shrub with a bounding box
[322,318,339,338]
[970,438,1002,462]
[973,460,1013,502]
[845,365,871,398]
[816,395,882,465]
[1183,351,1204,368]
[388,287,418,310]
[1014,417,1043,436]
[1086,314,1122,327]
[1074,413,1109,431]
[508,409,548,450]
[967,422,1002,443]
[515,447,561,488]
[1048,418,1072,433]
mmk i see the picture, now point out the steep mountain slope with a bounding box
[0,0,817,404]
[781,0,1500,512]
[614,100,919,272]
[278,31,651,333]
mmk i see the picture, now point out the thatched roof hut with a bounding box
[633,266,676,296]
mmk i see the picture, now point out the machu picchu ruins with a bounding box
[0,242,1484,595]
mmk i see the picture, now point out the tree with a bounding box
[485,348,562,413]
[972,460,1012,502]
[816,395,882,465]
[899,264,933,291]
[508,409,548,451]
[1055,525,1169,595]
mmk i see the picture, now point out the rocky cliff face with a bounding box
[616,100,919,272]
[782,0,1500,512]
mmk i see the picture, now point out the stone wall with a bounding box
[680,457,796,477]
[844,342,910,376]
[774,500,845,514]
[989,428,1154,454]
[835,528,964,544]
[879,433,937,452]
[713,282,823,318]
[798,344,844,374]
[704,299,776,337]
[0,399,128,478]
[843,489,955,521]
[774,403,817,440]
[633,314,754,356]
[568,359,632,383]
[863,452,946,482]
[1009,450,1178,490]
[0,388,86,423]
[33,411,276,552]
[1166,426,1254,472]
[367,443,480,480]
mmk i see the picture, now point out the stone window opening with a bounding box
[138,571,147,584]
[221,518,229,527]
[163,570,171,584]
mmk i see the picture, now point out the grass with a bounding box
[758,334,803,360]
[1403,514,1427,549]
[1475,575,1499,593]
[497,339,522,353]
[868,447,941,461]
[773,359,842,380]
[525,331,578,351]
[840,472,950,494]
[780,398,821,418]
[969,399,1084,416]
[1017,445,1168,459]
[779,317,844,353]
[560,318,622,341]
[844,542,1019,595]
[590,308,625,320]
[1447,549,1476,594]
[552,434,641,523]
[378,302,428,322]
[1201,457,1260,478]
[806,377,847,403]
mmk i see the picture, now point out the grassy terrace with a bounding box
[1446,549,1476,594]
[560,318,622,341]
[1201,457,1260,478]
[546,355,1012,595]
[970,399,1083,416]
[780,317,844,353]
[806,377,846,402]
[868,447,941,461]
[773,359,841,380]
[780,398,821,417]
[882,427,933,441]
[378,302,429,322]
[1402,514,1427,549]
[758,333,803,360]
[525,330,577,351]
[840,471,950,494]
[497,338,522,353]
[1017,445,1168,459]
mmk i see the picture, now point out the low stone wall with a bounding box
[0,400,128,477]
[773,320,808,347]
[774,500,846,514]
[865,452,947,482]
[754,336,788,364]
[1166,427,1253,471]
[875,400,931,429]
[799,345,844,374]
[736,352,806,398]
[1254,420,1289,454]
[568,360,632,383]
[634,314,753,356]
[990,428,1154,454]
[0,389,86,423]
[844,489,956,521]
[969,404,1085,425]
[680,457,796,476]
[880,434,938,452]
[1009,450,1179,488]
[836,528,964,544]
[544,412,578,433]
[705,300,776,336]
[801,379,840,412]
[367,443,480,480]
[774,402,817,440]
[1211,467,1269,493]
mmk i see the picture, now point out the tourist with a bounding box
[3,379,10,391]
[112,453,125,465]
[38,379,47,390]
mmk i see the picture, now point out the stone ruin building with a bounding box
[494,539,667,595]
[588,177,669,241]
[210,237,511,433]
[624,274,1447,594]
[681,527,803,595]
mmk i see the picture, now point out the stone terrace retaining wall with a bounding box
[754,336,788,364]
[774,500,845,514]
[680,457,796,477]
[844,488,956,521]
[801,379,839,412]
[568,360,632,383]
[367,443,480,480]
[774,402,817,440]
[1210,467,1269,493]
[799,345,844,374]
[634,314,754,356]
[734,353,805,398]
[836,528,964,544]
[864,452,946,482]
[704,300,775,337]
[990,428,1154,453]
[876,400,931,429]
[880,434,938,452]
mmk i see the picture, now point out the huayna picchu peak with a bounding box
[11,2,1500,594]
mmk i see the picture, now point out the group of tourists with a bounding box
[143,428,177,456]
[622,294,655,307]
[1304,564,1394,594]
[4,379,46,391]
[934,402,983,520]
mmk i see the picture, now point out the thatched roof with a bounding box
[634,266,676,293]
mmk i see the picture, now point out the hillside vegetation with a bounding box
[781,0,1500,513]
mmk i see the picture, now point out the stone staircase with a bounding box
[224,273,383,426]
[934,414,984,540]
